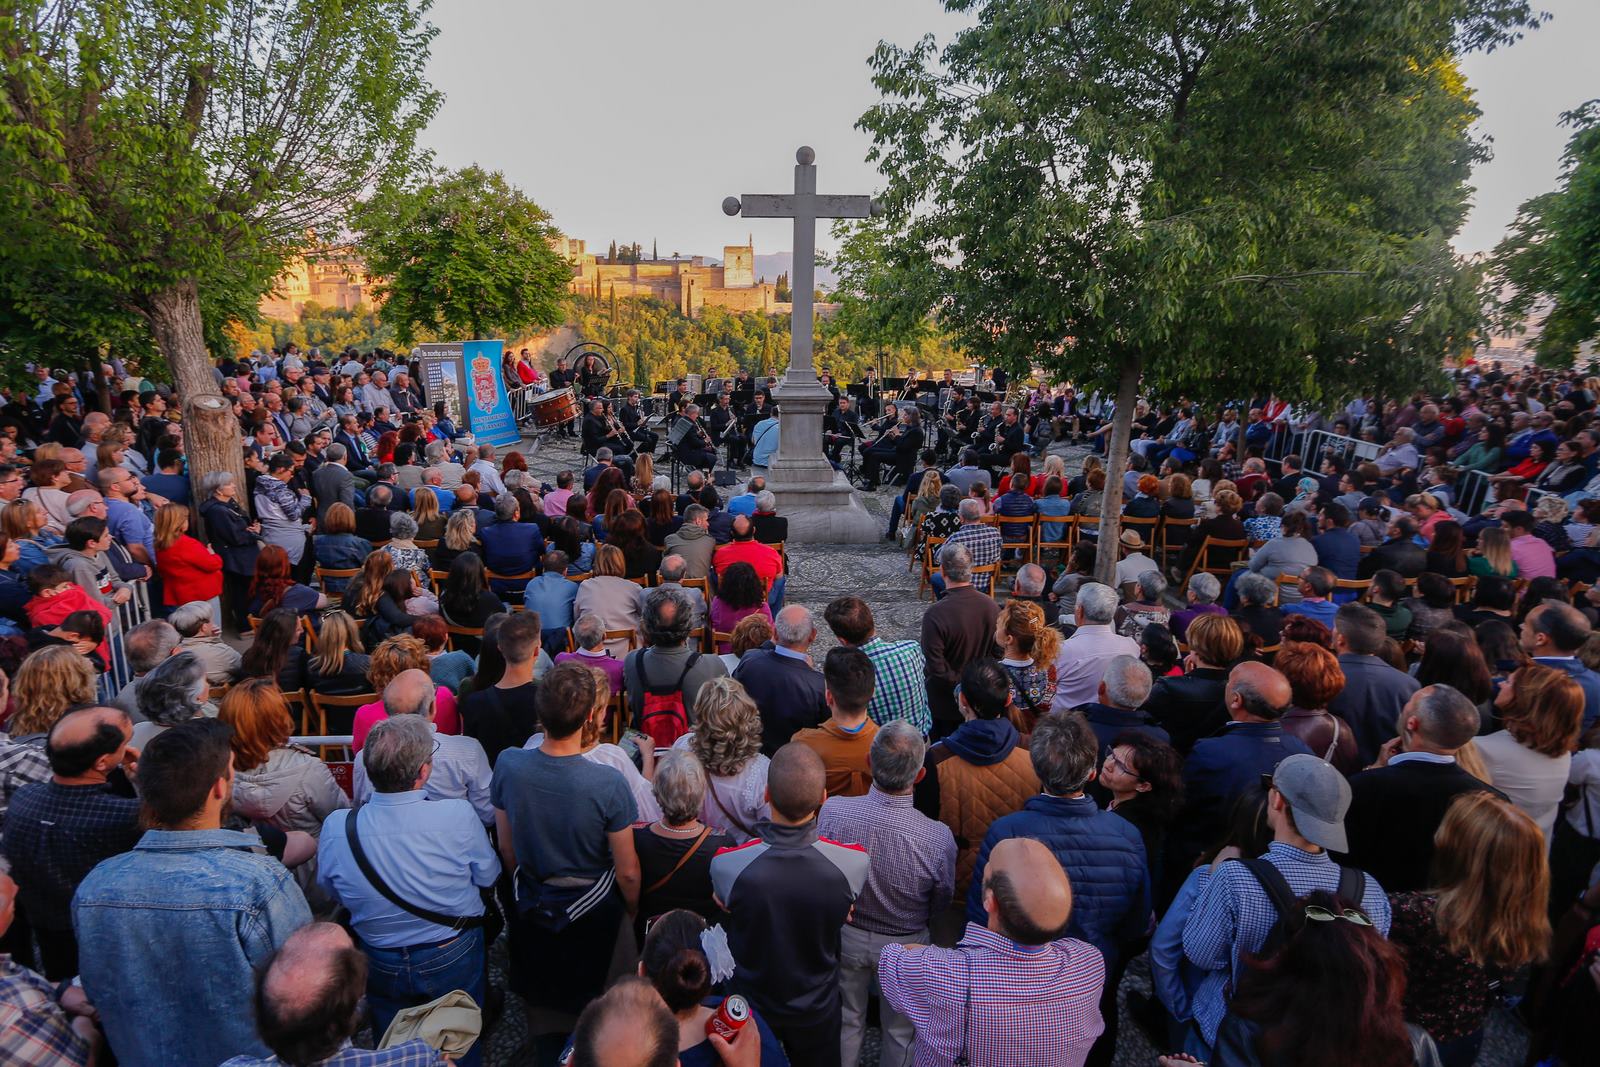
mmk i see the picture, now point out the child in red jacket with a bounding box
[25,563,114,661]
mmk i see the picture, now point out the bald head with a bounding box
[255,923,367,1065]
[1226,661,1292,722]
[983,838,1072,945]
[47,705,131,779]
[774,605,814,651]
[569,977,676,1067]
[382,669,437,720]
[767,742,827,824]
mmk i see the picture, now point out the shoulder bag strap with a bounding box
[707,781,756,840]
[344,808,486,931]
[1335,865,1366,908]
[643,826,713,896]
[1323,716,1342,764]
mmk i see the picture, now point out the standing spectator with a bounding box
[1182,754,1391,1051]
[73,719,312,1067]
[492,663,641,1059]
[1049,583,1139,713]
[0,853,101,1064]
[1144,613,1242,756]
[1076,655,1170,755]
[676,677,771,843]
[995,598,1061,733]
[880,837,1106,1066]
[920,544,1002,736]
[824,595,931,736]
[791,647,880,798]
[709,743,868,1067]
[1,706,141,979]
[311,442,356,523]
[1173,661,1313,866]
[631,749,732,930]
[318,715,499,1065]
[734,605,828,753]
[624,587,729,740]
[356,670,493,823]
[818,722,956,1067]
[1329,603,1422,763]
[1274,635,1362,774]
[459,611,542,765]
[153,502,223,620]
[1478,662,1585,838]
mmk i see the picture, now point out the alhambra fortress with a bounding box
[258,235,813,324]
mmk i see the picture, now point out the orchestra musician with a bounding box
[620,389,659,455]
[708,393,747,468]
[936,386,970,453]
[824,395,863,465]
[859,367,881,420]
[731,368,756,410]
[818,371,841,403]
[667,378,690,414]
[859,406,923,490]
[978,404,1027,474]
[583,398,636,469]
[547,357,577,437]
[577,353,610,397]
[671,403,718,470]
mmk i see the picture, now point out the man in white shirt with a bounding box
[1376,426,1419,475]
[352,670,494,825]
[1113,529,1161,591]
[1050,583,1140,712]
[468,444,507,497]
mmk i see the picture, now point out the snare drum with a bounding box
[530,388,579,428]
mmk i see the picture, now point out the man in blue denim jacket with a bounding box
[72,718,311,1067]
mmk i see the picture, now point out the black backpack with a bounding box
[1231,856,1367,958]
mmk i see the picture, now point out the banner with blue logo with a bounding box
[417,339,520,448]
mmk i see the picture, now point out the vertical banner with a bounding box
[417,340,520,448]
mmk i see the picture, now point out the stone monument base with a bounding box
[768,473,884,544]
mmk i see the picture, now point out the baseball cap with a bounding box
[1270,754,1351,852]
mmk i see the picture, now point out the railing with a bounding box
[100,580,153,704]
[507,383,539,426]
[1297,429,1381,473]
[1456,469,1493,517]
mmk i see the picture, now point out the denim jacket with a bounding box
[72,828,312,1067]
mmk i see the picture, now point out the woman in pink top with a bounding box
[708,561,772,653]
[349,633,460,751]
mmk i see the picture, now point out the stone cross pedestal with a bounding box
[723,147,884,542]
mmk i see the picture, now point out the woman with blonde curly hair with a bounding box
[221,678,349,838]
[677,677,770,842]
[8,645,96,739]
[994,599,1060,733]
[348,634,461,751]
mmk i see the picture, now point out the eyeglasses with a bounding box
[1104,749,1144,781]
[1304,905,1373,927]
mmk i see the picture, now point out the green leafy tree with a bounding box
[0,0,439,505]
[356,165,570,345]
[1493,101,1600,367]
[849,0,1534,583]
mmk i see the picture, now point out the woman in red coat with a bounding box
[155,502,224,627]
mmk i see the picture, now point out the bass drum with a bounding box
[530,388,579,428]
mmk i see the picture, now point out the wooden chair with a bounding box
[687,626,707,654]
[1257,643,1281,660]
[567,571,593,583]
[1159,517,1199,566]
[487,569,535,606]
[1332,577,1374,603]
[1120,515,1160,552]
[247,614,263,633]
[1181,537,1250,585]
[971,561,1002,599]
[770,541,788,573]
[603,628,640,653]
[282,688,310,733]
[314,566,358,602]
[1449,576,1476,604]
[1036,514,1075,561]
[995,515,1037,568]
[414,539,439,550]
[300,615,318,653]
[1273,570,1310,606]
[307,691,376,757]
[428,569,451,589]
[680,576,709,598]
[919,535,949,600]
[626,575,651,588]
[711,630,734,654]
[444,624,485,652]
[905,514,928,569]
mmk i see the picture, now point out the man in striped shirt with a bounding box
[824,597,932,736]
[930,499,1003,596]
[879,836,1105,1066]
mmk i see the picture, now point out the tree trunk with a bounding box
[1093,356,1143,588]
[145,280,249,520]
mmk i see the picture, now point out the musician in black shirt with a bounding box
[858,367,881,420]
[707,393,747,467]
[577,353,609,397]
[824,395,863,465]
[546,358,577,437]
[582,398,636,476]
[667,379,690,414]
[978,405,1027,473]
[620,389,659,455]
[671,403,718,470]
[860,407,923,489]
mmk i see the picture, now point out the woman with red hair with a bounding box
[246,544,326,617]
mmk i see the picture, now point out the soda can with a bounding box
[705,994,750,1041]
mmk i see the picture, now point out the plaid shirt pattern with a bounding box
[0,738,49,831]
[859,637,932,736]
[818,787,956,936]
[946,523,1003,592]
[0,956,90,1066]
[880,923,1105,1066]
[1182,842,1393,1044]
[222,1039,446,1066]
[1,782,143,929]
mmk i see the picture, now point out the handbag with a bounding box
[344,809,487,931]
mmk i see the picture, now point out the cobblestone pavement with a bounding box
[474,428,1530,1065]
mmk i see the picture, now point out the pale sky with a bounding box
[422,0,1597,260]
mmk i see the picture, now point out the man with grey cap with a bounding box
[1181,753,1390,1051]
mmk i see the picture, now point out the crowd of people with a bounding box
[0,348,1596,1067]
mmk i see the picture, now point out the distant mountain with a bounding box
[752,252,839,292]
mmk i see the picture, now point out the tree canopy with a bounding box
[355,165,571,344]
[1493,101,1600,368]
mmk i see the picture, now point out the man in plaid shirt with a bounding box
[0,859,97,1066]
[824,597,932,736]
[930,499,1003,596]
[880,837,1105,1066]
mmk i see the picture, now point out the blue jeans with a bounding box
[767,576,787,612]
[361,927,486,1067]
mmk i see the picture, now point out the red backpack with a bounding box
[639,649,700,748]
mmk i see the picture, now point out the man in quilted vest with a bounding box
[913,658,1039,945]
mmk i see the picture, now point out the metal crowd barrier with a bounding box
[1297,429,1381,472]
[1456,469,1492,517]
[101,580,153,704]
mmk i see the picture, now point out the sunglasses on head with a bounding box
[1304,905,1372,927]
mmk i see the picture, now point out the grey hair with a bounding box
[1102,655,1153,709]
[137,652,208,727]
[1135,570,1167,602]
[1188,572,1221,603]
[939,484,962,510]
[167,601,214,638]
[958,498,984,521]
[1029,712,1099,795]
[572,613,606,650]
[424,440,446,464]
[373,462,397,481]
[1236,572,1277,607]
[1075,582,1118,625]
[324,442,347,464]
[651,749,708,825]
[367,482,393,509]
[659,554,687,582]
[596,447,613,462]
[503,469,525,490]
[774,605,814,648]
[755,490,776,512]
[869,721,927,792]
[940,543,973,584]
[494,494,519,521]
[1404,684,1481,750]
[1014,563,1046,597]
[364,716,435,794]
[125,619,180,673]
[642,587,693,647]
[389,511,418,539]
[200,470,235,497]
